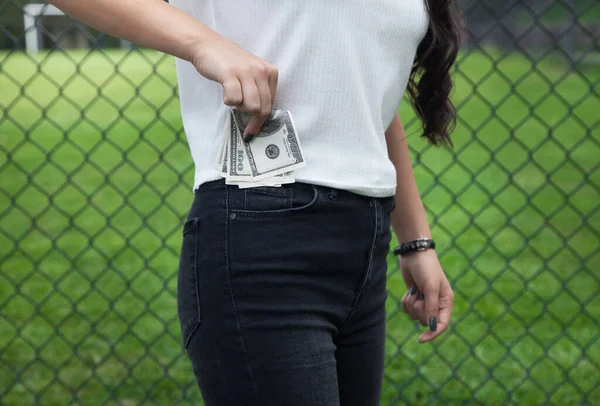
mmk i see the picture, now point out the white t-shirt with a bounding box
[170,0,429,197]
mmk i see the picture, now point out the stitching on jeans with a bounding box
[246,187,293,198]
[360,199,379,302]
[231,186,319,217]
[339,199,380,331]
[224,186,261,404]
[184,219,202,348]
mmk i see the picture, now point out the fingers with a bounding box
[437,278,454,331]
[416,286,438,343]
[221,62,278,140]
[237,76,264,138]
[399,251,454,343]
[401,286,428,327]
[268,67,279,108]
[222,77,243,107]
[419,279,454,343]
[402,281,455,343]
[421,279,454,341]
[242,75,272,139]
[400,270,416,314]
[423,281,440,331]
[401,286,415,315]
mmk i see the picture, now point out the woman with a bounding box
[49,0,460,404]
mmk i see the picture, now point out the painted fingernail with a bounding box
[429,316,437,332]
[244,133,255,142]
[418,293,425,301]
[409,286,417,296]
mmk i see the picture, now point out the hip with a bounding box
[186,179,395,233]
[177,179,395,345]
[182,179,395,286]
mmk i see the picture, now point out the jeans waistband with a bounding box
[197,178,394,206]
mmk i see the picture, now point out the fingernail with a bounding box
[418,293,425,301]
[244,133,255,142]
[429,316,437,332]
[409,286,417,296]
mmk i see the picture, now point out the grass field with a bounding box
[1,47,599,405]
[540,0,600,24]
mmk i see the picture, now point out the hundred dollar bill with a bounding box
[232,109,306,182]
[217,109,305,188]
[223,111,293,187]
[215,112,230,173]
[227,113,253,181]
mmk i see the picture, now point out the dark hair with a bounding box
[407,0,462,147]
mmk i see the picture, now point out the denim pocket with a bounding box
[244,186,293,211]
[177,218,201,348]
[231,185,319,217]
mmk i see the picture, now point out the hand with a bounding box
[190,35,279,140]
[399,249,454,343]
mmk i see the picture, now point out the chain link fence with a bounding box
[1,0,599,404]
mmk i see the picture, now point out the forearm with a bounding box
[386,113,432,242]
[47,0,218,62]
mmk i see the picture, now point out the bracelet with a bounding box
[393,238,435,256]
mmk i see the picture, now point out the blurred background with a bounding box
[0,0,599,404]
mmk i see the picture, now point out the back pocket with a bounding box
[177,218,201,348]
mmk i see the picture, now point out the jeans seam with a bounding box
[225,186,261,404]
[183,219,201,348]
[343,199,379,327]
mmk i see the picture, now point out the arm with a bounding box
[47,0,216,63]
[47,0,279,137]
[385,114,432,242]
[385,113,454,343]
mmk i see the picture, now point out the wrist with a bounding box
[393,238,436,257]
[181,25,219,64]
[183,35,208,64]
[400,247,436,259]
[391,218,432,243]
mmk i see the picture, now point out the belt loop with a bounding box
[328,188,338,201]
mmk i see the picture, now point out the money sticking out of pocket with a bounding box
[215,109,306,188]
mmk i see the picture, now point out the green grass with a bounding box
[1,47,599,405]
[538,1,600,24]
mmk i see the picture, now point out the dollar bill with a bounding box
[216,109,305,188]
[232,109,306,182]
[227,113,253,181]
[215,112,230,173]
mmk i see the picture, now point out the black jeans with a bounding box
[177,179,395,406]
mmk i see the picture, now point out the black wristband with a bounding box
[393,238,435,256]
